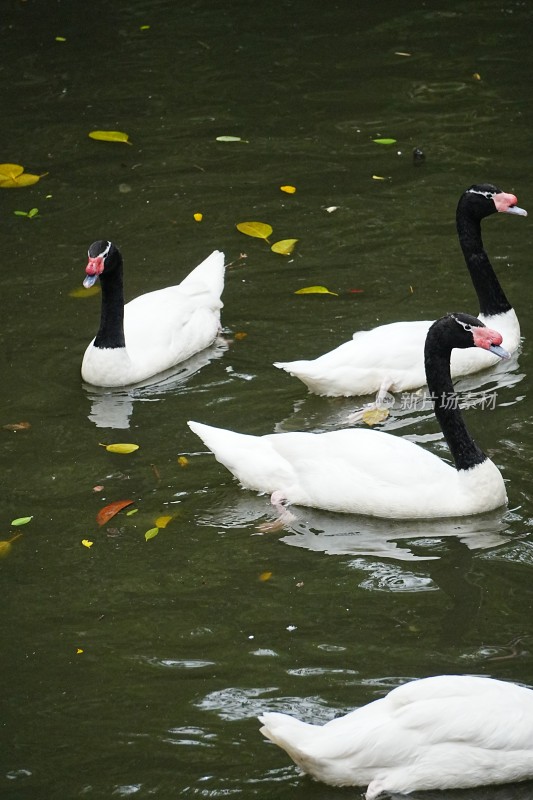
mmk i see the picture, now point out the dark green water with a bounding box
[2,1,533,798]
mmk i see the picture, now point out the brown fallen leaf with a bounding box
[3,421,31,431]
[96,499,134,526]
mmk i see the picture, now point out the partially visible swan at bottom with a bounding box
[258,675,533,798]
[188,312,509,521]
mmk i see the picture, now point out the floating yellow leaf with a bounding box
[362,407,389,426]
[280,185,296,194]
[0,164,47,188]
[82,539,94,548]
[259,571,273,582]
[193,212,203,222]
[69,285,101,298]
[100,442,140,454]
[88,130,132,145]
[76,648,84,654]
[145,527,159,541]
[294,286,338,296]
[373,138,397,145]
[473,72,481,81]
[140,25,150,30]
[0,534,22,558]
[236,221,273,241]
[234,331,248,340]
[372,175,386,181]
[177,456,189,467]
[155,515,172,529]
[271,238,298,256]
[11,516,32,526]
[55,36,67,42]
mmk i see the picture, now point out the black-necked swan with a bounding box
[258,674,533,797]
[81,241,225,387]
[188,313,509,520]
[273,184,526,398]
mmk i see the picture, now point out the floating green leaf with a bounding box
[216,135,248,143]
[271,238,298,256]
[373,138,397,145]
[88,130,132,145]
[14,207,39,218]
[11,516,33,526]
[294,286,338,296]
[145,527,159,541]
[236,221,273,241]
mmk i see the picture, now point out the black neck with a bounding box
[424,334,486,472]
[93,263,126,349]
[456,205,511,317]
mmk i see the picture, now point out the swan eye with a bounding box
[452,316,475,333]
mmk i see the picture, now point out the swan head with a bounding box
[83,240,118,288]
[448,312,510,359]
[464,184,527,218]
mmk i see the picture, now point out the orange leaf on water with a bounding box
[96,499,134,526]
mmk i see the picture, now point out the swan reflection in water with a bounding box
[195,492,518,564]
[84,337,229,429]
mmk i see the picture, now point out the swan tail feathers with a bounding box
[259,712,317,756]
[179,250,225,299]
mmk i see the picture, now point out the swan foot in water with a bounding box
[347,380,395,425]
[256,490,297,532]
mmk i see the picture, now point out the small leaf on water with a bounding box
[28,207,39,218]
[76,648,84,654]
[259,571,273,582]
[81,539,94,548]
[373,138,397,145]
[55,36,67,42]
[14,210,28,216]
[69,285,101,298]
[93,485,104,492]
[126,508,138,516]
[236,221,273,241]
[472,72,481,81]
[3,421,31,431]
[234,331,248,340]
[140,25,150,30]
[88,130,132,145]
[193,212,203,222]
[145,527,159,541]
[394,51,411,56]
[325,206,338,213]
[155,515,172,529]
[100,442,139,454]
[280,185,296,194]
[271,238,298,256]
[11,516,32,526]
[97,499,134,526]
[216,135,247,142]
[294,286,338,296]
[348,288,364,294]
[372,175,386,180]
[361,407,389,426]
[177,456,189,467]
[0,167,46,188]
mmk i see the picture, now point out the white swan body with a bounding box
[259,675,533,798]
[275,309,519,397]
[188,314,509,521]
[187,421,506,519]
[274,185,526,397]
[81,244,225,387]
